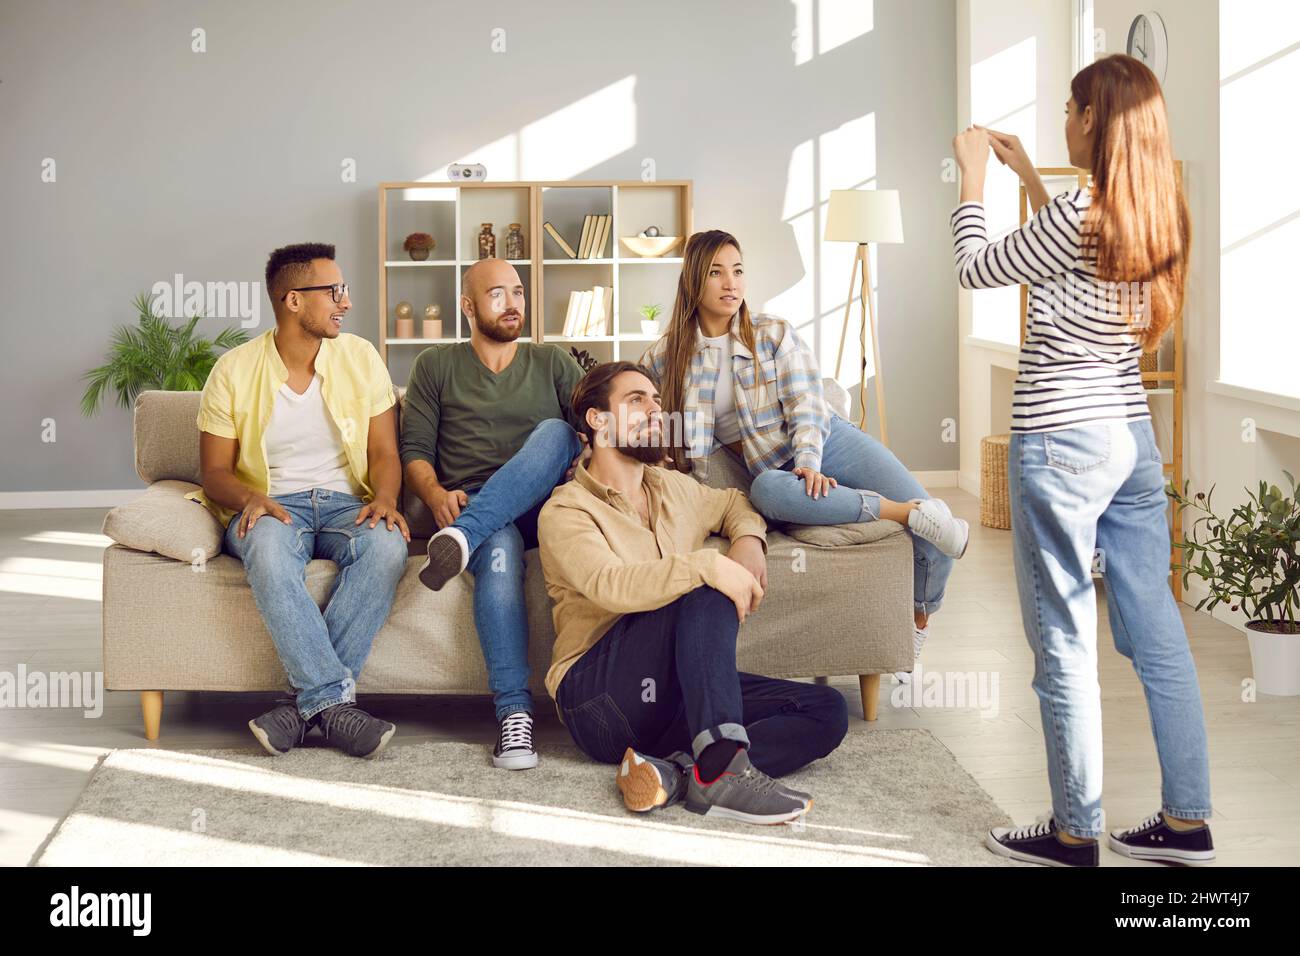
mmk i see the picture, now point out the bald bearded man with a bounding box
[400,258,585,770]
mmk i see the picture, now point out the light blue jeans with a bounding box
[746,414,953,614]
[1009,418,1212,838]
[452,417,584,721]
[223,489,410,720]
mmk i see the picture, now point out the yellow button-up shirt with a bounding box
[189,329,396,527]
[538,460,768,702]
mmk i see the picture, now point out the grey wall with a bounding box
[0,0,957,493]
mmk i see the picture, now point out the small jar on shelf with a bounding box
[478,223,496,259]
[505,222,525,260]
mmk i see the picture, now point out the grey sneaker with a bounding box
[493,711,539,770]
[418,527,469,591]
[685,747,812,825]
[907,498,970,559]
[248,703,314,756]
[317,702,396,758]
[616,747,693,813]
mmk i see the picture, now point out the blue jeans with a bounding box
[557,586,849,777]
[223,489,410,720]
[452,417,583,721]
[1009,419,1212,838]
[747,413,953,614]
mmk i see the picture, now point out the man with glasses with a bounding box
[190,242,411,758]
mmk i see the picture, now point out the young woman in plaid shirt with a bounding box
[641,230,970,677]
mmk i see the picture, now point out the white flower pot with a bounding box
[1246,623,1300,696]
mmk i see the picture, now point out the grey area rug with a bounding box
[37,729,1023,866]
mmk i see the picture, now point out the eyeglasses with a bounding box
[280,282,349,304]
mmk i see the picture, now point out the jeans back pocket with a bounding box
[1043,424,1113,474]
[561,692,636,763]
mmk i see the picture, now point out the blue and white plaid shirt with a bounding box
[640,313,830,483]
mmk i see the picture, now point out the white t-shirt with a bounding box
[264,375,359,497]
[702,332,742,444]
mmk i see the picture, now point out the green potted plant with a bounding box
[80,291,250,416]
[403,232,435,261]
[638,303,663,337]
[1170,472,1300,695]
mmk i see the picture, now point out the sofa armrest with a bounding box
[102,480,224,563]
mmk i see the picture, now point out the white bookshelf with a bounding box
[377,180,692,372]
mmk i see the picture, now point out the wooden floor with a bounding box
[1,489,1296,867]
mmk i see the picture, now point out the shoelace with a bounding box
[320,704,370,741]
[271,705,310,745]
[1006,814,1054,841]
[498,712,533,752]
[1121,811,1164,837]
[735,764,784,795]
[908,503,943,542]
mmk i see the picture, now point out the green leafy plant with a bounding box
[638,303,663,322]
[1169,471,1300,634]
[568,347,599,372]
[80,291,251,416]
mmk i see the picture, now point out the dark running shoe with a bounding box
[617,747,693,813]
[684,747,811,825]
[1109,811,1215,865]
[317,702,396,758]
[248,703,314,756]
[986,813,1099,867]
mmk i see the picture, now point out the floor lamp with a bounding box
[826,189,904,445]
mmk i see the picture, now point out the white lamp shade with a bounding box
[824,189,904,244]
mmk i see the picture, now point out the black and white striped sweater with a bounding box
[951,188,1151,434]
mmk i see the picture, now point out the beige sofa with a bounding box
[101,384,915,739]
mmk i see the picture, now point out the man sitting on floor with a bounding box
[538,361,848,825]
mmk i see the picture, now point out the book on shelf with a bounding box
[543,221,577,259]
[560,285,613,337]
[592,215,611,258]
[577,215,594,259]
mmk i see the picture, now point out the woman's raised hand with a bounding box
[981,127,1034,181]
[952,126,991,174]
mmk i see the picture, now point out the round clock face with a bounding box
[1126,11,1168,83]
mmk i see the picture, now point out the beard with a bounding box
[299,313,338,339]
[611,420,667,464]
[477,310,523,343]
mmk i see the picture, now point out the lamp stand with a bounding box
[833,242,889,446]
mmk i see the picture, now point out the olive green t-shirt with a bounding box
[399,341,584,492]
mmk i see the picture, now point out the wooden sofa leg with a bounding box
[141,691,163,741]
[858,674,880,721]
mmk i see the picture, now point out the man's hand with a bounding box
[727,534,767,591]
[355,496,411,541]
[712,553,764,623]
[429,485,469,529]
[237,493,291,539]
[564,433,592,482]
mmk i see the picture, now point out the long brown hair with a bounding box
[1071,54,1189,351]
[659,230,757,471]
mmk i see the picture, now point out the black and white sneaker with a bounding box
[493,711,538,770]
[418,527,469,591]
[1109,811,1215,865]
[986,814,1099,867]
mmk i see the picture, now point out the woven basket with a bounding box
[980,433,1011,530]
[1140,350,1157,389]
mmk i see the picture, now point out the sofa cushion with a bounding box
[102,480,224,563]
[135,391,203,484]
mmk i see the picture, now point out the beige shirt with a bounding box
[538,461,768,703]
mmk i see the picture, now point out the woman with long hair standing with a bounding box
[641,229,971,681]
[951,54,1213,866]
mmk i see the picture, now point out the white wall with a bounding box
[955,0,1073,494]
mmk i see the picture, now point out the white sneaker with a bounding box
[418,526,469,591]
[907,498,969,559]
[893,625,929,683]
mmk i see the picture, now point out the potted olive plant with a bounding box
[1170,472,1300,695]
[81,291,250,416]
